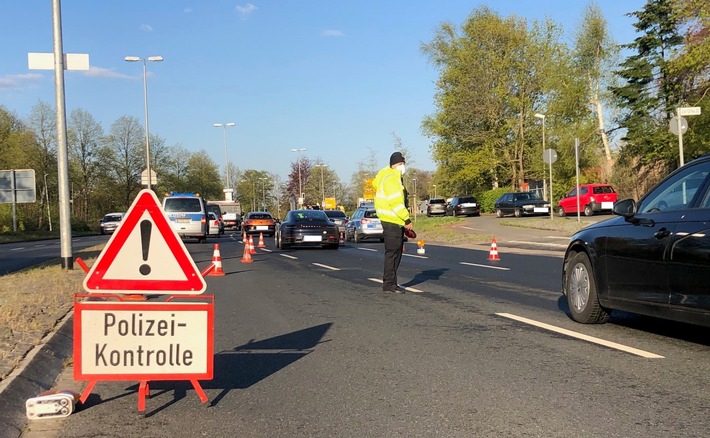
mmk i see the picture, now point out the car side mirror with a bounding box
[613,199,637,221]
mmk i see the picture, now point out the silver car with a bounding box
[99,212,125,235]
[345,207,384,243]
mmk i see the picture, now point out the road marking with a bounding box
[260,248,272,253]
[403,253,428,259]
[312,263,340,271]
[460,226,483,231]
[459,262,511,271]
[495,313,665,359]
[11,247,24,251]
[507,240,567,248]
[546,236,571,240]
[367,277,423,293]
[280,254,298,260]
[357,247,378,252]
[34,244,45,248]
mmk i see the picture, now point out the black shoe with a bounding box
[383,286,405,294]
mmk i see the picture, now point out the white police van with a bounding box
[162,192,209,243]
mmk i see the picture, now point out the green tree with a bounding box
[104,116,143,209]
[184,151,222,199]
[67,108,105,222]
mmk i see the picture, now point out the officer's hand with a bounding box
[405,223,413,230]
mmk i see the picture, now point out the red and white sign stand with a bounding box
[76,189,213,412]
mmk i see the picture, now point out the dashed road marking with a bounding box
[507,240,567,248]
[357,247,378,252]
[260,248,272,252]
[403,253,428,259]
[280,254,298,260]
[459,261,511,271]
[313,263,340,271]
[496,313,665,359]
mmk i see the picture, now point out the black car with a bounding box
[426,198,447,217]
[323,209,348,234]
[494,192,550,217]
[275,209,340,250]
[562,154,710,327]
[445,196,481,217]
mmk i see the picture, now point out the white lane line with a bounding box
[280,254,298,260]
[507,240,567,248]
[496,313,665,359]
[260,248,273,253]
[312,262,340,271]
[403,253,428,259]
[34,244,46,248]
[460,226,482,231]
[357,247,378,252]
[546,236,571,240]
[11,247,24,251]
[367,277,423,293]
[459,261,511,271]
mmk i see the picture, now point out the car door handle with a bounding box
[654,227,671,239]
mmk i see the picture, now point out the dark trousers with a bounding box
[382,221,404,290]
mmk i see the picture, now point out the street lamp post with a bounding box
[291,148,306,208]
[315,163,328,208]
[125,55,163,191]
[433,184,437,198]
[213,122,236,199]
[534,113,547,200]
[260,177,267,211]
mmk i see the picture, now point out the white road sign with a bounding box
[678,107,701,116]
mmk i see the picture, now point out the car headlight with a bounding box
[523,204,534,209]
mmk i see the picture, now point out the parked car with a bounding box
[445,196,481,217]
[426,198,447,217]
[99,212,125,235]
[557,184,618,217]
[207,212,223,237]
[275,210,340,250]
[562,154,710,327]
[494,192,550,217]
[323,209,348,234]
[242,212,276,236]
[206,203,224,230]
[346,205,384,242]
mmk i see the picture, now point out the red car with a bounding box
[557,184,617,217]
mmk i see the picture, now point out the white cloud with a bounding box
[321,29,344,37]
[184,8,193,13]
[0,73,43,91]
[236,3,257,16]
[84,67,133,79]
[140,24,153,32]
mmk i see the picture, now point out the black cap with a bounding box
[390,151,405,166]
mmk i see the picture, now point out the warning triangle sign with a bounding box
[83,189,207,295]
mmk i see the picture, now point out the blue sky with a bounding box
[1,1,645,184]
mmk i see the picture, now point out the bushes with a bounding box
[478,187,512,213]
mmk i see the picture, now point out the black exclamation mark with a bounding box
[139,220,152,276]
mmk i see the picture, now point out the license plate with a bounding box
[533,207,549,213]
[256,225,268,230]
[303,235,322,242]
[601,202,614,209]
[176,218,190,224]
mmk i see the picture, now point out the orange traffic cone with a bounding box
[207,243,226,276]
[258,232,266,248]
[488,238,500,261]
[240,240,253,263]
[248,235,256,254]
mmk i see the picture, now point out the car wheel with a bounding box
[281,242,290,250]
[565,252,610,324]
[379,238,385,243]
[452,209,457,217]
[514,208,522,218]
[327,243,339,250]
[275,233,281,249]
[495,208,503,218]
[557,206,566,217]
[354,232,360,243]
[584,205,594,217]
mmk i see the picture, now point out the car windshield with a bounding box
[513,193,541,201]
[324,210,347,219]
[292,211,328,221]
[164,198,202,212]
[460,197,477,203]
[593,186,615,194]
[103,215,123,222]
[364,210,379,219]
[248,213,273,220]
[429,199,445,204]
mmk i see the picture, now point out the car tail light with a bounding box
[201,216,206,225]
[362,218,371,224]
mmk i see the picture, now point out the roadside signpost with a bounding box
[672,107,701,166]
[75,189,213,412]
[0,169,36,232]
[543,149,557,220]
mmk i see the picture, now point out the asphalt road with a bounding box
[0,235,109,275]
[34,228,710,438]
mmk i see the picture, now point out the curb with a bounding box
[0,312,74,438]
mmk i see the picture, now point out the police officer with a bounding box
[373,151,413,293]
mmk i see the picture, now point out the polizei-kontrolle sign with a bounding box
[74,300,214,380]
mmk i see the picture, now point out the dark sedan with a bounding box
[562,154,710,327]
[445,196,481,217]
[494,192,550,217]
[275,210,340,250]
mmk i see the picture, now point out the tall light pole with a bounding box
[125,55,163,191]
[213,122,236,199]
[412,178,417,221]
[534,113,547,200]
[44,173,52,232]
[291,148,306,208]
[260,177,267,211]
[315,163,328,208]
[433,184,437,198]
